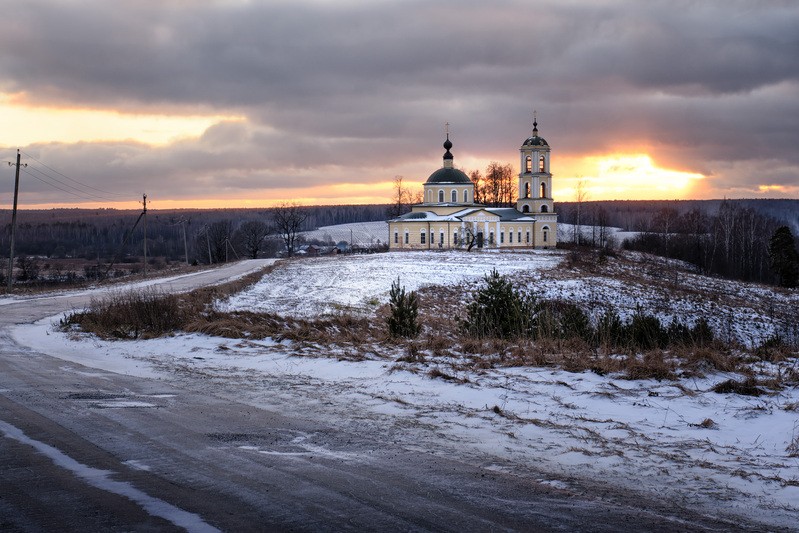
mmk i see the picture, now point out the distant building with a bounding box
[388,121,558,250]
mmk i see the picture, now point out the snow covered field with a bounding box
[219,250,562,318]
[12,249,799,529]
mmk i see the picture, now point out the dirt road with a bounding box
[0,260,765,531]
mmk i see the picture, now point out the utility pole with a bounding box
[6,150,26,291]
[181,218,189,265]
[142,193,148,277]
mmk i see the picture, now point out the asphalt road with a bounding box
[0,261,770,532]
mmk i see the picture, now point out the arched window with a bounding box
[518,230,522,243]
[394,231,398,244]
[440,230,444,245]
[524,182,530,198]
[451,190,457,203]
[542,225,550,243]
[541,205,548,213]
[426,190,431,203]
[508,228,514,243]
[522,204,530,213]
[404,230,409,244]
[539,155,545,172]
[463,189,468,203]
[540,182,546,198]
[438,189,444,203]
[420,230,426,244]
[525,155,532,173]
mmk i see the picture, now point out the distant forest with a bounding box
[557,198,799,286]
[0,204,388,266]
[1,199,797,286]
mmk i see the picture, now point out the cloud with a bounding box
[0,0,797,204]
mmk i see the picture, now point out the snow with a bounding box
[9,248,799,529]
[219,250,563,318]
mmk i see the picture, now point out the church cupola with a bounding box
[443,135,454,168]
[422,125,474,205]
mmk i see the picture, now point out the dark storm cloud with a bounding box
[1,0,797,202]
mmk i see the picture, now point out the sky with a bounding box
[0,0,797,209]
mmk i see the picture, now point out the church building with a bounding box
[388,120,558,250]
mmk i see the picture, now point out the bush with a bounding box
[462,269,535,339]
[533,300,592,341]
[61,288,186,339]
[387,278,420,338]
[626,308,665,350]
[596,306,624,347]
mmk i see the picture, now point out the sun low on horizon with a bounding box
[553,154,706,202]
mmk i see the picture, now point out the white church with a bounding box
[388,120,558,250]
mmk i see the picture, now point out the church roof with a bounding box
[390,207,537,223]
[522,118,548,147]
[426,167,472,184]
[425,133,473,184]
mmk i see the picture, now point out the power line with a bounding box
[21,150,128,197]
[23,166,123,202]
[20,168,119,202]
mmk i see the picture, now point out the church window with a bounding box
[489,231,494,244]
[451,190,457,203]
[540,182,546,198]
[522,205,530,213]
[394,231,398,244]
[518,231,522,243]
[526,231,530,243]
[463,189,468,203]
[541,205,548,213]
[539,155,545,172]
[440,231,445,245]
[430,231,434,244]
[500,231,504,244]
[542,225,550,243]
[404,231,409,244]
[438,190,444,203]
[420,230,426,244]
[525,182,530,198]
[525,155,532,173]
[509,230,513,243]
[454,232,458,244]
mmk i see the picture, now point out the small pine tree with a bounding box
[463,269,534,339]
[387,278,420,338]
[768,226,799,288]
[596,306,624,348]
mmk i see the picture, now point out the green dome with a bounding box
[523,119,549,146]
[426,167,472,184]
[522,135,548,147]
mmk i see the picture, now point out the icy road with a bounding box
[0,259,776,531]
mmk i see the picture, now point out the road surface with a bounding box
[0,260,769,531]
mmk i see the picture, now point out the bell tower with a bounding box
[516,114,554,215]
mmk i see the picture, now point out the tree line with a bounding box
[0,204,389,264]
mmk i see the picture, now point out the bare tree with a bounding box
[202,220,233,264]
[483,162,515,207]
[469,169,483,204]
[272,203,308,257]
[235,220,270,259]
[388,175,410,218]
[574,178,588,245]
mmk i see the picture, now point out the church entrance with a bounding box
[476,232,484,248]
